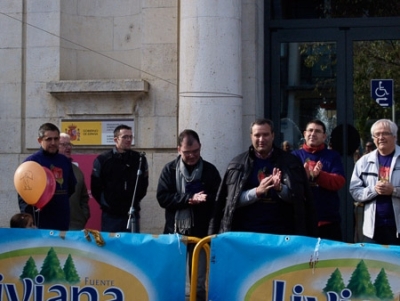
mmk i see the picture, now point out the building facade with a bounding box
[0,1,264,234]
[2,0,400,242]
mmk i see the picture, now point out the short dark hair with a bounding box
[306,119,326,133]
[10,213,34,228]
[38,123,60,138]
[178,129,200,146]
[114,124,132,137]
[250,118,274,134]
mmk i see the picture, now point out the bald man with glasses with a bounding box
[59,133,90,230]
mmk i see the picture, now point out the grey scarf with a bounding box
[174,157,203,234]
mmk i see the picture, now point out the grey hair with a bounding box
[370,119,398,141]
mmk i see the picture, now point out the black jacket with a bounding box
[208,146,317,237]
[91,148,148,216]
[157,156,221,237]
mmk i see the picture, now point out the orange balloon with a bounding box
[35,167,56,210]
[14,161,46,205]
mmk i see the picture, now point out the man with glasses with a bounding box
[59,133,90,230]
[157,129,221,301]
[292,119,345,241]
[18,123,76,230]
[91,124,148,233]
[350,119,400,245]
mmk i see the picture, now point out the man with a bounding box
[209,119,316,237]
[18,123,76,230]
[281,140,292,152]
[292,119,345,241]
[59,133,90,230]
[157,129,221,301]
[350,119,400,245]
[91,124,148,233]
[364,141,374,155]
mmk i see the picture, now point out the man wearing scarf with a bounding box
[292,119,346,241]
[157,129,221,301]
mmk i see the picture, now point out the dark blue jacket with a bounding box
[18,148,76,231]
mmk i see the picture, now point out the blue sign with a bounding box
[371,79,393,107]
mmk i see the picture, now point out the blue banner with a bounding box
[0,229,186,301]
[208,232,400,301]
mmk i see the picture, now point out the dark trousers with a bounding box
[101,211,140,233]
[363,225,400,246]
[318,222,342,242]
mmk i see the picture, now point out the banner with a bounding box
[208,232,400,301]
[0,229,186,301]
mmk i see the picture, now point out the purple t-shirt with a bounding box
[376,152,395,227]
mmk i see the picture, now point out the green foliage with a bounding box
[374,268,394,300]
[20,256,39,280]
[346,260,376,298]
[39,247,65,283]
[323,268,345,293]
[63,254,80,283]
[353,40,400,143]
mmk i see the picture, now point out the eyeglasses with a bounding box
[182,148,200,156]
[59,142,73,148]
[305,129,324,134]
[372,132,392,139]
[42,136,59,142]
[118,135,133,140]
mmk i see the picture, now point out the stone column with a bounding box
[179,0,242,173]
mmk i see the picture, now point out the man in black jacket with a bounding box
[157,129,221,301]
[209,118,317,237]
[91,124,148,233]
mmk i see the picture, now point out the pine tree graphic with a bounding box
[20,256,39,280]
[323,268,345,294]
[346,260,376,299]
[63,254,80,283]
[374,268,394,300]
[39,247,65,283]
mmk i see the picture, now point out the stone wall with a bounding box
[0,0,264,234]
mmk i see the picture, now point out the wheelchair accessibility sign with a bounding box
[371,79,393,107]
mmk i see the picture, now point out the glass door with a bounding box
[269,26,400,242]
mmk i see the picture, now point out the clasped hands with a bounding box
[304,161,323,180]
[189,191,207,205]
[375,180,394,195]
[256,168,282,197]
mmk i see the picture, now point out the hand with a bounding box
[312,161,323,178]
[375,181,394,195]
[271,168,282,191]
[304,162,310,178]
[256,175,275,197]
[188,191,207,205]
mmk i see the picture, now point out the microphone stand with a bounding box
[127,152,145,233]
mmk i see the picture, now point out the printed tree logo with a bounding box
[20,248,81,284]
[346,260,376,299]
[374,268,393,300]
[20,256,39,280]
[63,254,80,283]
[323,268,345,294]
[39,247,66,283]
